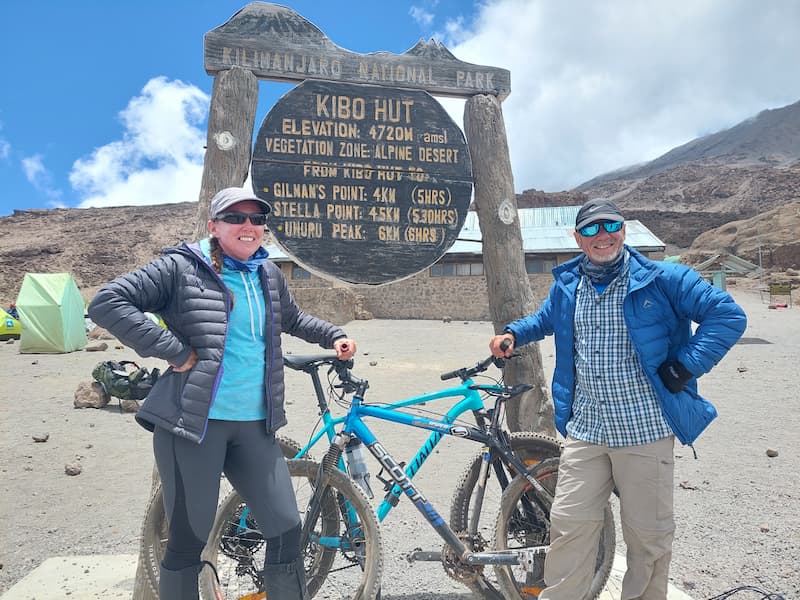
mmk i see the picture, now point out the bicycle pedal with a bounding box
[406,549,441,563]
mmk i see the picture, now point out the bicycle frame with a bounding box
[295,367,494,520]
[293,358,552,567]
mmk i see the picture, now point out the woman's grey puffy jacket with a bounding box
[87,242,346,443]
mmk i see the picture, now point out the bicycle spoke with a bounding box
[201,459,382,600]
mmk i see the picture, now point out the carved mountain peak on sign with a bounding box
[405,39,459,61]
[204,2,511,99]
[211,3,464,62]
[209,2,336,47]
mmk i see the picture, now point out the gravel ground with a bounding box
[1,285,797,599]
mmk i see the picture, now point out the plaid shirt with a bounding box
[566,265,673,447]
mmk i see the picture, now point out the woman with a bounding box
[88,186,356,600]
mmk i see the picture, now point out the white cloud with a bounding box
[2,119,64,207]
[409,5,435,28]
[53,1,800,211]
[0,118,7,160]
[22,154,46,181]
[71,77,209,208]
[443,0,800,192]
[21,154,63,206]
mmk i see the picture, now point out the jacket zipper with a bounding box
[184,244,230,443]
[261,267,275,432]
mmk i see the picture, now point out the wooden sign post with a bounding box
[137,4,551,597]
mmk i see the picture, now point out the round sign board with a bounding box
[252,80,473,284]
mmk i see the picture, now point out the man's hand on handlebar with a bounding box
[334,338,357,361]
[490,334,515,358]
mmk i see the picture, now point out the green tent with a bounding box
[0,308,22,340]
[16,273,88,353]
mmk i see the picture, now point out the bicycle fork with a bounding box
[300,436,344,548]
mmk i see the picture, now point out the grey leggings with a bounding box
[154,420,301,570]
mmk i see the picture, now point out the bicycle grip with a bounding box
[500,338,512,352]
[440,368,461,381]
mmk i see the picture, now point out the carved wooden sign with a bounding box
[205,2,511,99]
[252,80,473,284]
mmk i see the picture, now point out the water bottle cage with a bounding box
[376,462,406,492]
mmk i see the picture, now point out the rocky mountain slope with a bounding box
[0,203,197,308]
[571,99,800,254]
[582,99,800,186]
[683,200,800,269]
[2,100,799,308]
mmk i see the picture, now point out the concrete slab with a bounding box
[1,553,694,599]
[601,553,695,600]
[0,555,136,600]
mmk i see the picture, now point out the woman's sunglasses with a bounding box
[214,211,268,226]
[577,221,623,237]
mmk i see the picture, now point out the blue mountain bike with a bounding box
[197,353,615,600]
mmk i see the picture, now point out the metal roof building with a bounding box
[265,206,665,261]
[448,206,665,255]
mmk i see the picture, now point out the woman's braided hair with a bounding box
[209,236,234,310]
[209,236,224,274]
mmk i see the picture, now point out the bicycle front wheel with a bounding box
[199,458,383,600]
[138,435,303,598]
[448,431,561,599]
[493,457,615,600]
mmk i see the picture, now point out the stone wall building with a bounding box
[267,207,665,323]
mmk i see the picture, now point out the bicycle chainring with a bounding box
[440,531,487,584]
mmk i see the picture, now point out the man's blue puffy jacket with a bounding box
[505,246,747,446]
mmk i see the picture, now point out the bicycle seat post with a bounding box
[306,363,330,416]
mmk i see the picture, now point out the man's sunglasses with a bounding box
[214,212,268,226]
[577,221,623,237]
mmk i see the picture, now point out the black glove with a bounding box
[657,360,692,393]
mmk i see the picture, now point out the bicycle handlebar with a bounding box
[440,354,506,382]
[439,337,514,382]
[284,348,508,389]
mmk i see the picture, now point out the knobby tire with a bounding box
[493,457,615,600]
[448,431,561,599]
[138,435,303,598]
[198,458,383,600]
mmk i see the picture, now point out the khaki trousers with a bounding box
[540,435,675,600]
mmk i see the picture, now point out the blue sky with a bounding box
[1,0,799,216]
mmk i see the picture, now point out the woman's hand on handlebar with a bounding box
[489,334,515,358]
[334,338,357,360]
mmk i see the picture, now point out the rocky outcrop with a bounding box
[574,98,800,254]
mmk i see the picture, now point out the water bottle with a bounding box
[345,437,374,498]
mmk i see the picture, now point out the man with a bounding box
[489,198,746,599]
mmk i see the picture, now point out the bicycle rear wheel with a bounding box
[493,457,615,600]
[199,458,383,600]
[448,431,561,599]
[138,435,302,597]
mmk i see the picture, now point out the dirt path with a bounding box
[0,285,797,598]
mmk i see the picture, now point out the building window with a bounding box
[525,258,555,274]
[431,261,483,276]
[291,266,311,280]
